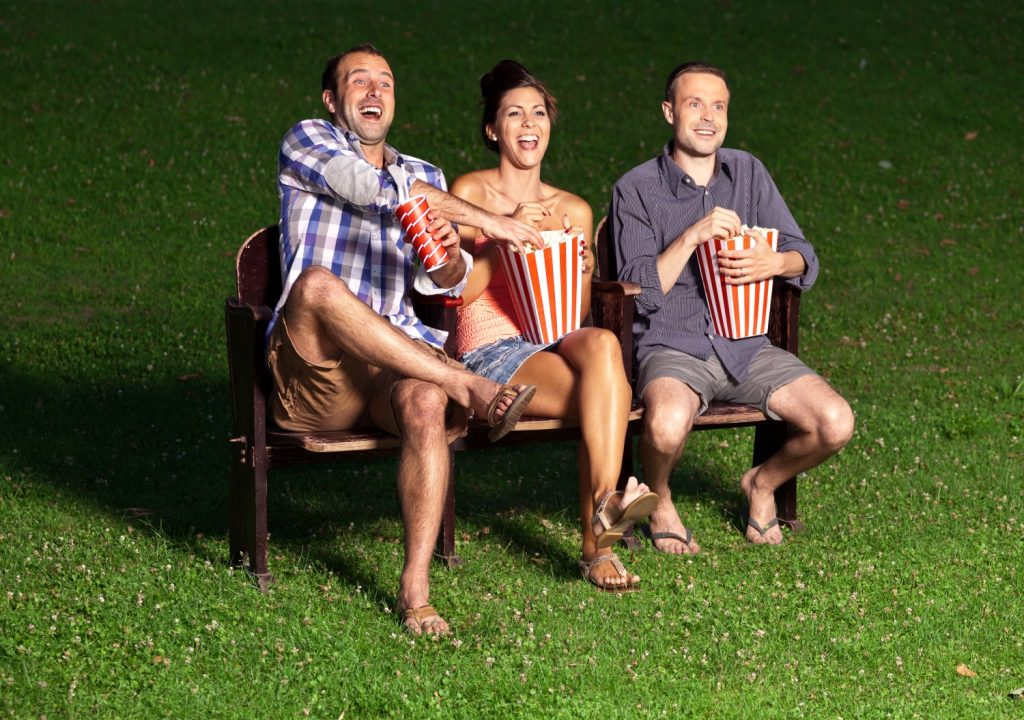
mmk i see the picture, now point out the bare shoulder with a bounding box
[450,169,495,203]
[545,186,593,226]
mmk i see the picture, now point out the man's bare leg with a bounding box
[283,266,519,420]
[391,379,452,636]
[741,374,855,544]
[637,378,702,554]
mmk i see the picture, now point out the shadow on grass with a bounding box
[1,370,755,591]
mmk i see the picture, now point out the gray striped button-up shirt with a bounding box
[611,144,819,382]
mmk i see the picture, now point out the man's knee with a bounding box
[643,393,697,452]
[289,265,349,309]
[818,396,855,452]
[392,381,448,435]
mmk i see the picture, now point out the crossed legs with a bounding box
[280,266,529,635]
[511,327,649,589]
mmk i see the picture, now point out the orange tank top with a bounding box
[454,236,523,358]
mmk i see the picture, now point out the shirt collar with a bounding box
[339,126,401,169]
[659,142,734,197]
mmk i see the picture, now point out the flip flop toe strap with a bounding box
[747,517,779,537]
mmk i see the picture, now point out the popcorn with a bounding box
[695,226,778,339]
[497,230,583,344]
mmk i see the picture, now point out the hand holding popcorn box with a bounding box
[695,226,778,340]
[496,230,583,345]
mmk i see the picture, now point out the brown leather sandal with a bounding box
[579,552,640,592]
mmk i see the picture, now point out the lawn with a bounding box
[1,0,1022,718]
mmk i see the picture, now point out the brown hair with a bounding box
[321,43,386,93]
[479,60,558,153]
[664,61,729,101]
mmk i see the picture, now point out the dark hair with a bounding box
[664,61,729,102]
[479,60,558,153]
[321,43,385,93]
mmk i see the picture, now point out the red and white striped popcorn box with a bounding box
[496,230,583,345]
[695,226,778,340]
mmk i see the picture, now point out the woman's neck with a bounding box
[495,157,544,202]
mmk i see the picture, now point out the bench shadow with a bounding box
[1,371,756,595]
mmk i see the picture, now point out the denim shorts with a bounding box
[458,335,555,385]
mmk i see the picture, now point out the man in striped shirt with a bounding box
[270,45,542,636]
[611,62,854,551]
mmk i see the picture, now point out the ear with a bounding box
[485,123,497,141]
[661,99,674,126]
[322,88,336,115]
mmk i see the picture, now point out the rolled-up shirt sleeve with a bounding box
[753,164,819,291]
[612,184,671,316]
[278,120,411,212]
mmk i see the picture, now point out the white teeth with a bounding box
[518,134,538,142]
[361,106,382,117]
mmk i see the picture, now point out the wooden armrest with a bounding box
[413,294,464,308]
[591,279,642,297]
[226,297,273,322]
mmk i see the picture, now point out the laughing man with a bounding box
[270,44,544,636]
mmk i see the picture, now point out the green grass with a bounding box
[1,0,1023,717]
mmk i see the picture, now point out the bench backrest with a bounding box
[236,225,283,308]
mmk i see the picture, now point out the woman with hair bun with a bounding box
[450,60,659,591]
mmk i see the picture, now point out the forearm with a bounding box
[412,179,491,228]
[774,249,806,279]
[655,231,699,294]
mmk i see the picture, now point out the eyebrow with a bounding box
[346,68,394,80]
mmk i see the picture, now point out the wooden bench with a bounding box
[225,220,800,587]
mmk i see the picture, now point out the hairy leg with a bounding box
[390,379,453,636]
[637,377,703,554]
[741,374,855,544]
[283,265,519,420]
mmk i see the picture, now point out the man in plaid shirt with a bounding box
[270,44,542,637]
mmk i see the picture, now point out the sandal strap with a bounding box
[590,490,621,531]
[579,552,626,578]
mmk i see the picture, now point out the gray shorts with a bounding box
[636,345,814,420]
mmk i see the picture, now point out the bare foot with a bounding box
[645,494,700,554]
[580,550,639,591]
[740,467,783,545]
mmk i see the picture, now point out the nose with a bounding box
[368,81,382,97]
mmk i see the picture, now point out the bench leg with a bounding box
[434,446,462,568]
[752,422,804,533]
[229,451,276,590]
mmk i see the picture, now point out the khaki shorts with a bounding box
[267,314,468,441]
[637,344,815,421]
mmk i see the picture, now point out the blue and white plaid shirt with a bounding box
[270,119,468,347]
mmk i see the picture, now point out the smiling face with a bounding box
[322,51,395,152]
[662,71,730,162]
[487,86,551,170]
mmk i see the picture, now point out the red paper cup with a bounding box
[496,230,583,344]
[395,194,448,271]
[695,227,778,339]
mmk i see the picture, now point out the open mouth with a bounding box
[359,105,383,120]
[517,134,539,150]
[694,126,717,138]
